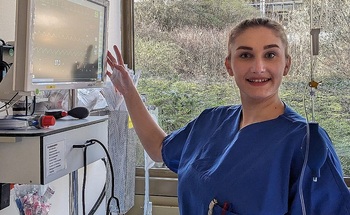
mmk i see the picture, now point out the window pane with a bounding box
[133,0,350,176]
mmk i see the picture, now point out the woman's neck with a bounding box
[239,97,285,129]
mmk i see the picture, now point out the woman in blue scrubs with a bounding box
[106,18,350,215]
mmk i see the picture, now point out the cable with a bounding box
[88,158,107,215]
[299,74,322,215]
[30,96,36,116]
[82,143,107,215]
[298,119,310,215]
[88,139,120,215]
[0,39,13,82]
[0,61,11,79]
[82,143,90,215]
[25,96,28,116]
[298,84,312,215]
[73,139,120,215]
[0,92,19,112]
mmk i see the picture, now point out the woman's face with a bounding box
[225,27,291,103]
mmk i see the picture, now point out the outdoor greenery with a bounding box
[134,0,350,175]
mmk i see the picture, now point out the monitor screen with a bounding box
[14,0,109,92]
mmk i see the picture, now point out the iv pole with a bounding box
[306,0,327,183]
[309,0,322,123]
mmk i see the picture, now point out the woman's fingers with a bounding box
[107,45,124,68]
[107,51,116,67]
[113,45,124,66]
[107,55,114,68]
[107,51,126,76]
[105,45,132,95]
[107,46,127,74]
[106,70,112,77]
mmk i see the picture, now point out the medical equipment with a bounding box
[299,1,329,214]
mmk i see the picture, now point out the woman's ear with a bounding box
[225,57,234,76]
[283,55,292,76]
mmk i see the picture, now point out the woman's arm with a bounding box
[106,45,167,162]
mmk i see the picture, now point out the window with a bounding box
[130,0,350,176]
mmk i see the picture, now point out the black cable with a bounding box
[74,141,94,215]
[74,139,120,215]
[30,96,36,116]
[0,39,13,82]
[88,185,106,215]
[87,139,120,215]
[0,92,19,110]
[0,39,16,112]
[88,158,107,215]
[0,61,11,72]
[82,144,108,215]
[0,60,11,83]
[25,96,28,116]
[83,145,88,215]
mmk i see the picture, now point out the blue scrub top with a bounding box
[162,104,350,215]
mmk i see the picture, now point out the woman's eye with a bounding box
[240,53,251,58]
[265,52,276,58]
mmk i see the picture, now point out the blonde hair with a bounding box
[227,18,289,59]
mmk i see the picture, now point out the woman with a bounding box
[107,18,350,214]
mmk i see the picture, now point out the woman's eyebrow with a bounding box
[264,44,280,49]
[236,46,252,51]
[236,44,280,51]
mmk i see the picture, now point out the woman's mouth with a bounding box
[247,78,271,83]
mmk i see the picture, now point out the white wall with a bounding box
[0,0,122,214]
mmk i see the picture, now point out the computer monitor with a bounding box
[0,0,109,102]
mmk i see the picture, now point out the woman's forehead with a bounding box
[232,27,284,49]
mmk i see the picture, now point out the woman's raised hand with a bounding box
[107,46,165,162]
[106,45,134,96]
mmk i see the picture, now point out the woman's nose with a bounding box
[252,58,266,73]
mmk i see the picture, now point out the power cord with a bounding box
[30,96,36,116]
[0,60,12,81]
[0,92,19,112]
[73,139,120,215]
[0,39,14,83]
[88,158,107,215]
